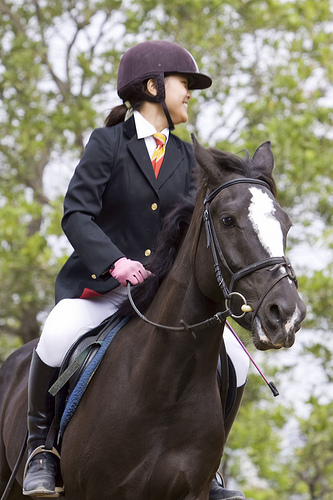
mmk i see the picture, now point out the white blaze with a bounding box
[249,187,300,341]
[248,187,284,257]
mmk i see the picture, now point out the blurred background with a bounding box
[0,0,332,498]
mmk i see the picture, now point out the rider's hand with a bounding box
[109,257,151,287]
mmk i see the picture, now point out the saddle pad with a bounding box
[59,316,129,436]
[51,314,123,427]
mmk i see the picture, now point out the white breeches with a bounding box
[36,287,128,368]
[223,326,250,387]
[36,287,250,387]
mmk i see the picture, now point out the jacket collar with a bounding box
[125,117,184,192]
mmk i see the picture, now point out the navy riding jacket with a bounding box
[55,116,196,303]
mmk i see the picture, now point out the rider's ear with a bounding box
[146,78,158,97]
[251,141,274,175]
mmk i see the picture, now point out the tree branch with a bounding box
[31,0,70,95]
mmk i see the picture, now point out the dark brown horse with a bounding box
[0,138,306,499]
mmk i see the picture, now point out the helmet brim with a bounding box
[187,72,212,90]
[165,71,212,90]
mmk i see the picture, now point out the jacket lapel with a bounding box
[157,135,184,188]
[125,117,158,192]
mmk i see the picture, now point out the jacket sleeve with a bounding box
[61,128,125,279]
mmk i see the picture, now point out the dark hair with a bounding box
[104,81,151,127]
[104,104,128,127]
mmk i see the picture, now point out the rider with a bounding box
[22,40,247,499]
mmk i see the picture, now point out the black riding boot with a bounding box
[209,471,245,500]
[23,349,60,497]
[223,383,246,441]
[209,359,247,500]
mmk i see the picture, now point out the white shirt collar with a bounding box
[133,110,169,142]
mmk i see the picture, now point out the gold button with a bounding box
[145,249,151,257]
[151,203,158,211]
[91,274,97,279]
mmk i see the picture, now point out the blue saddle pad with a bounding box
[59,316,129,436]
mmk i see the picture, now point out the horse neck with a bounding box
[116,189,225,404]
[145,188,224,364]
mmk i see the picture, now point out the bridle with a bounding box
[202,177,298,319]
[127,175,295,396]
[128,176,298,333]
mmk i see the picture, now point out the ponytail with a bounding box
[104,104,128,127]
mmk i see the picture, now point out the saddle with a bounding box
[49,313,127,436]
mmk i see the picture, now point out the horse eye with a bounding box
[221,216,235,228]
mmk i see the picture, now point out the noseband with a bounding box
[203,177,298,319]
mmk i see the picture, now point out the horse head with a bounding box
[192,137,306,351]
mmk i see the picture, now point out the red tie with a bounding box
[151,133,166,178]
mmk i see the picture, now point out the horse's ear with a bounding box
[191,134,209,165]
[191,134,221,184]
[251,141,274,174]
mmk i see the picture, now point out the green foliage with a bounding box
[223,371,288,496]
[298,269,333,330]
[283,397,333,499]
[223,356,333,499]
[0,0,123,343]
[0,333,22,365]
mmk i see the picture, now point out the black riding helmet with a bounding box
[117,40,212,129]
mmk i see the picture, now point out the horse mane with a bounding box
[118,143,277,318]
[196,146,277,197]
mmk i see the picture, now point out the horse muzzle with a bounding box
[252,299,306,351]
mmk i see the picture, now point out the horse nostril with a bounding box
[269,304,281,325]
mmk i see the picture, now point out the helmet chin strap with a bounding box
[153,74,174,131]
[161,100,175,131]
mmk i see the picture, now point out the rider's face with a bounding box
[164,75,192,125]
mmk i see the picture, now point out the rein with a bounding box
[127,282,229,337]
[0,432,27,500]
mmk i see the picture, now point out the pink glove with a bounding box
[109,257,151,287]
